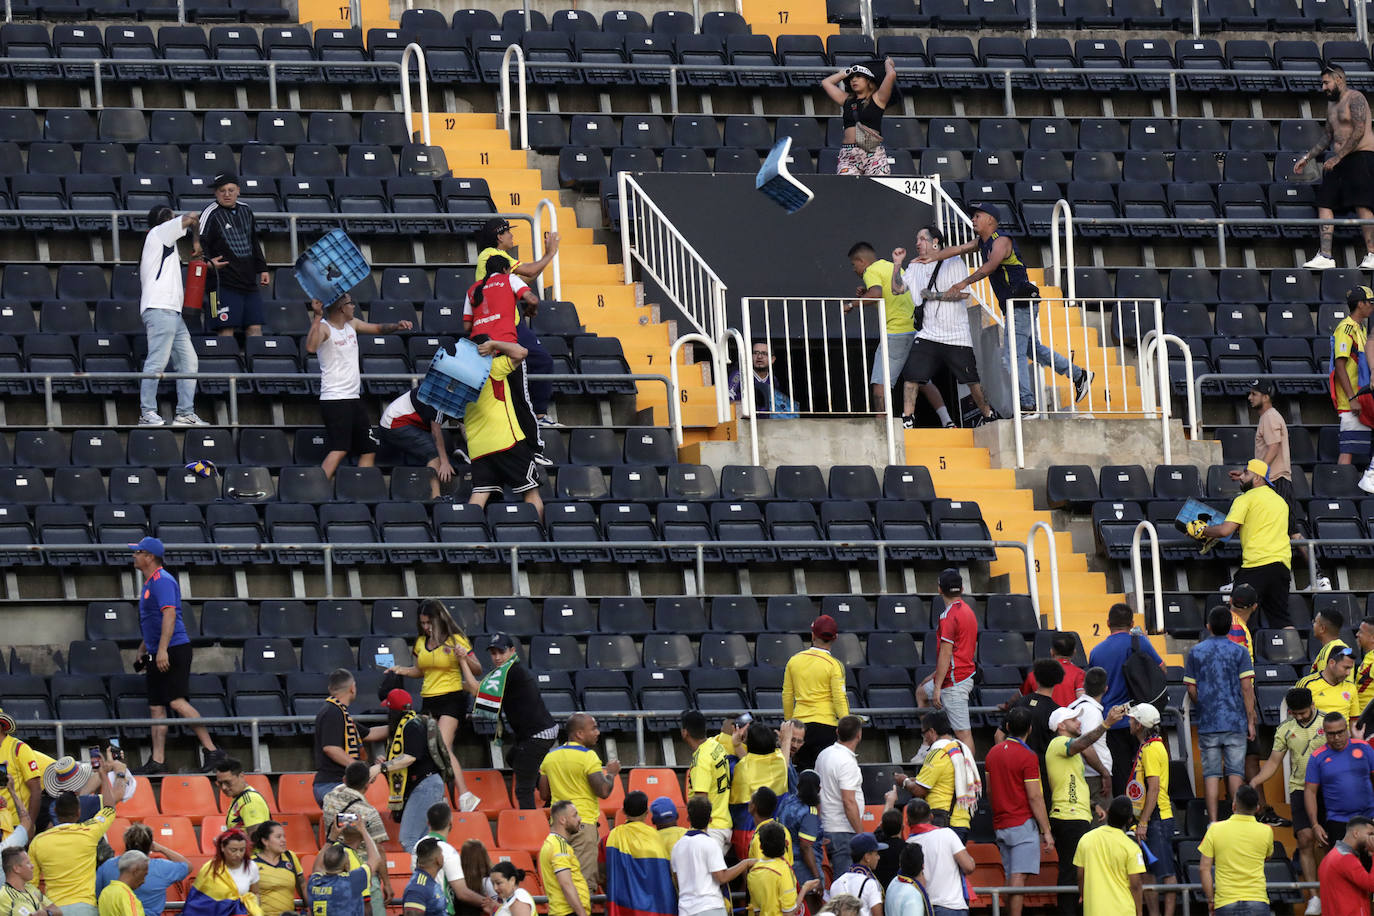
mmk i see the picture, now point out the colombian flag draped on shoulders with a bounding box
[604,820,676,916]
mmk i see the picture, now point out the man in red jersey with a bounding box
[1319,814,1374,916]
[463,255,546,460]
[917,568,977,749]
[1018,633,1085,707]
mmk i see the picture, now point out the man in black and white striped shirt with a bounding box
[891,226,1002,428]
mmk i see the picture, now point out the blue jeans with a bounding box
[1004,303,1078,409]
[1198,732,1247,779]
[827,831,855,876]
[399,772,447,852]
[313,781,339,806]
[141,307,198,413]
[1215,903,1271,915]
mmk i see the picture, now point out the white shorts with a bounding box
[920,674,976,732]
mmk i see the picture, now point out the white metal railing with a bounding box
[1005,296,1164,468]
[1025,521,1062,630]
[1139,331,1198,463]
[668,332,730,447]
[617,172,730,344]
[500,44,529,149]
[532,198,562,302]
[737,296,896,467]
[929,178,1003,327]
[1131,520,1165,633]
[1049,199,1075,302]
[400,43,431,147]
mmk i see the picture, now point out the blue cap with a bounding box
[971,202,1005,223]
[129,536,164,557]
[649,797,678,825]
[849,833,888,857]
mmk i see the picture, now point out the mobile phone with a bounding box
[87,746,103,767]
[374,652,395,669]
[336,812,359,827]
[108,739,124,762]
[0,762,9,788]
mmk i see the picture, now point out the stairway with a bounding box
[906,426,1178,663]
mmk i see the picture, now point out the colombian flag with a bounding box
[604,820,676,916]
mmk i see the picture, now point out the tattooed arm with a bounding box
[1329,92,1370,165]
[1296,113,1335,174]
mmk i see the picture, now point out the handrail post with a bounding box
[177,0,185,24]
[619,172,634,285]
[523,0,531,31]
[1003,69,1014,115]
[669,66,680,115]
[323,545,334,598]
[859,0,874,39]
[55,721,65,758]
[669,333,726,446]
[1131,521,1164,632]
[250,718,261,767]
[1007,304,1025,468]
[1027,522,1062,630]
[1168,71,1178,119]
[533,198,562,301]
[93,61,103,109]
[1050,200,1075,298]
[1156,301,1172,464]
[268,61,279,109]
[1029,0,1038,35]
[401,44,431,146]
[500,45,529,149]
[1191,0,1200,36]
[509,545,520,594]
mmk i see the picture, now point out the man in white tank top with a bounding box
[306,293,413,479]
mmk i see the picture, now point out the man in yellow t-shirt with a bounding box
[28,794,116,912]
[745,788,793,866]
[1198,785,1271,914]
[213,757,271,832]
[462,337,544,520]
[539,801,590,916]
[1074,796,1145,916]
[1330,287,1373,466]
[1356,617,1374,710]
[538,714,619,889]
[845,242,917,415]
[649,798,686,858]
[746,824,817,916]
[1296,647,1362,721]
[681,711,733,853]
[97,852,147,916]
[901,713,972,838]
[1046,704,1125,916]
[1126,704,1175,914]
[1190,458,1294,630]
[0,714,53,841]
[782,615,850,771]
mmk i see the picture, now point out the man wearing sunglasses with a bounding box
[1297,645,1363,725]
[1305,710,1374,849]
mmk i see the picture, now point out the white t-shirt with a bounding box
[829,868,885,916]
[1068,695,1111,776]
[228,860,260,896]
[901,258,972,347]
[139,215,190,313]
[411,835,462,885]
[495,887,535,916]
[462,275,529,318]
[816,743,864,835]
[671,831,727,916]
[318,319,361,401]
[908,831,967,911]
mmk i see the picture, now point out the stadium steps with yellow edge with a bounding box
[399,110,727,432]
[906,427,1179,664]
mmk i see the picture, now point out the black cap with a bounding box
[1249,378,1276,397]
[1230,583,1258,608]
[938,568,963,593]
[211,173,240,189]
[487,632,516,651]
[970,202,1004,223]
[1347,285,1374,307]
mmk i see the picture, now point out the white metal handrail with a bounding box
[532,198,562,302]
[1025,520,1062,630]
[739,296,896,467]
[617,172,729,342]
[400,43,431,147]
[1049,199,1075,302]
[719,327,755,463]
[668,332,730,447]
[500,44,529,149]
[1139,330,1198,461]
[1131,520,1165,633]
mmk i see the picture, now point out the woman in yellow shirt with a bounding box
[386,599,483,801]
[250,822,304,916]
[731,724,790,856]
[193,829,262,916]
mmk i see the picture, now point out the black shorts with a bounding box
[379,424,439,464]
[1232,561,1292,629]
[210,286,266,330]
[321,398,376,456]
[901,337,980,385]
[1317,149,1374,211]
[146,642,193,707]
[471,441,540,494]
[1291,789,1326,834]
[421,690,470,721]
[1270,476,1305,537]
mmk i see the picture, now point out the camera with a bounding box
[336,812,359,827]
[0,763,9,789]
[133,653,153,673]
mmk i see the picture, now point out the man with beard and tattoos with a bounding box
[1296,65,1374,270]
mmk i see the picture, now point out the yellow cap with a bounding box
[1246,458,1269,478]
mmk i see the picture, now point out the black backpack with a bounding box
[1123,633,1167,707]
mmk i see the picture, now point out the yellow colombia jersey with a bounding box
[781,648,849,725]
[98,880,144,916]
[861,259,915,335]
[1313,638,1352,677]
[414,633,473,697]
[914,744,971,829]
[1073,824,1145,916]
[1225,484,1291,569]
[1359,650,1374,710]
[474,248,518,284]
[746,818,793,866]
[539,833,589,916]
[746,857,797,916]
[0,736,53,837]
[29,805,116,905]
[1129,739,1172,821]
[253,852,303,916]
[1332,315,1369,412]
[1198,814,1272,909]
[1296,671,1363,722]
[1045,735,1091,822]
[225,788,272,832]
[539,742,604,827]
[687,739,732,830]
[463,355,523,460]
[730,751,789,805]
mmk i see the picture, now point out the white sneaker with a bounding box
[1219,581,1234,594]
[139,411,165,426]
[1360,468,1374,495]
[173,412,209,427]
[458,791,481,813]
[1360,253,1374,269]
[1306,896,1322,915]
[1315,575,1333,592]
[1303,253,1337,270]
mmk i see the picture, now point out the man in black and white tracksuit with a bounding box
[198,172,270,338]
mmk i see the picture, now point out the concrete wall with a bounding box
[691,416,904,474]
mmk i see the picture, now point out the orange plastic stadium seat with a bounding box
[107,818,132,854]
[243,774,278,813]
[161,776,219,823]
[599,774,625,820]
[496,809,551,855]
[364,776,390,814]
[466,769,513,815]
[858,805,883,831]
[146,818,198,856]
[382,850,413,879]
[120,779,161,819]
[278,815,320,854]
[276,774,321,815]
[626,769,684,809]
[489,850,542,896]
[298,854,317,876]
[448,811,495,847]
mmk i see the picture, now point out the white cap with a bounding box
[1129,703,1161,729]
[1048,707,1082,731]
